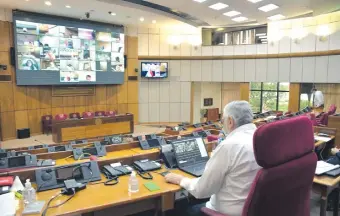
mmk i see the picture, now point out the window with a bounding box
[250,82,290,113]
[299,83,314,109]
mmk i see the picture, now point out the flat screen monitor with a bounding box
[8,156,26,168]
[56,166,83,181]
[141,62,168,78]
[13,10,125,85]
[83,147,98,155]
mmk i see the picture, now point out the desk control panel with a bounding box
[28,144,49,150]
[73,142,106,160]
[0,155,37,169]
[48,145,73,153]
[35,161,101,192]
[192,130,211,138]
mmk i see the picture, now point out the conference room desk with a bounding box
[313,175,340,216]
[52,114,134,143]
[16,166,192,216]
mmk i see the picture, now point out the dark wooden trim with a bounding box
[138,50,340,60]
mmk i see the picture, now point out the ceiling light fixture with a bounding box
[65,5,71,8]
[109,12,116,16]
[44,1,52,6]
[232,16,248,22]
[25,0,29,2]
[193,0,207,2]
[268,14,285,21]
[209,3,229,10]
[316,25,330,42]
[223,11,241,17]
[258,4,279,12]
[140,17,144,22]
[247,0,263,3]
[152,20,156,24]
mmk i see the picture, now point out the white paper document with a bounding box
[314,135,332,142]
[0,192,16,216]
[315,161,340,175]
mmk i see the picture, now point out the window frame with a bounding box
[250,82,289,113]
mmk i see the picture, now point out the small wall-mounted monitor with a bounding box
[141,62,168,78]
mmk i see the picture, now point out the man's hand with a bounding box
[165,173,185,185]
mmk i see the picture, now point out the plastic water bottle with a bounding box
[23,179,36,205]
[128,171,139,193]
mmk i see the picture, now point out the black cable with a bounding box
[136,170,153,180]
[41,192,63,216]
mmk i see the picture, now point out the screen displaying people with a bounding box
[141,62,168,78]
[15,20,125,83]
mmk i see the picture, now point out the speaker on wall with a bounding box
[10,47,15,66]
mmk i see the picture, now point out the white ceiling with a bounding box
[142,0,340,26]
[0,0,187,28]
[0,0,339,29]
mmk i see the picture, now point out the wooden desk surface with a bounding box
[313,175,340,187]
[17,167,192,216]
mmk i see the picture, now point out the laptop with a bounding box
[170,137,209,177]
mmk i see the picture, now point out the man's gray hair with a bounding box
[223,101,253,128]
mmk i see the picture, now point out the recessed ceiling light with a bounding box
[209,3,229,10]
[232,16,248,22]
[258,4,279,12]
[152,20,156,24]
[140,17,144,22]
[25,0,29,2]
[65,5,71,8]
[45,1,52,6]
[109,12,116,16]
[268,14,285,21]
[247,0,263,3]
[223,11,241,17]
[193,0,207,2]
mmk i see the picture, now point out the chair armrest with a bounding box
[317,124,326,127]
[201,207,229,216]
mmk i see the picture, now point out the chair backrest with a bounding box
[242,116,317,216]
[41,115,53,122]
[328,104,337,115]
[317,112,329,126]
[69,112,80,119]
[82,111,94,119]
[55,114,68,121]
[105,110,116,117]
[95,111,105,117]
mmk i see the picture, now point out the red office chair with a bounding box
[276,112,283,117]
[193,128,204,132]
[328,104,337,115]
[207,135,219,142]
[105,110,116,117]
[95,111,105,117]
[201,116,317,216]
[69,112,80,119]
[82,111,94,119]
[41,115,53,134]
[316,112,329,126]
[55,114,68,121]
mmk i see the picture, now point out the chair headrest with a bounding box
[253,116,314,168]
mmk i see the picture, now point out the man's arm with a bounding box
[179,146,231,199]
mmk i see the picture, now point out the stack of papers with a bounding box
[314,135,332,142]
[0,192,16,216]
[315,161,340,175]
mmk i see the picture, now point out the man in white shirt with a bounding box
[311,88,324,108]
[165,101,261,216]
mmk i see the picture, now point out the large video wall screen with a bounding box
[13,11,125,85]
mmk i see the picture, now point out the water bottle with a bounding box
[23,179,36,205]
[128,171,139,193]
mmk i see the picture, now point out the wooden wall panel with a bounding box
[106,85,118,104]
[39,86,52,108]
[240,83,250,101]
[26,86,40,110]
[127,58,138,77]
[127,37,138,59]
[0,82,14,112]
[127,81,138,104]
[128,103,138,123]
[118,103,128,114]
[0,22,139,141]
[28,109,41,134]
[117,84,128,104]
[13,85,27,110]
[15,110,29,129]
[1,111,15,139]
[95,86,107,105]
[0,21,10,52]
[288,83,300,112]
[315,84,340,110]
[222,83,241,107]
